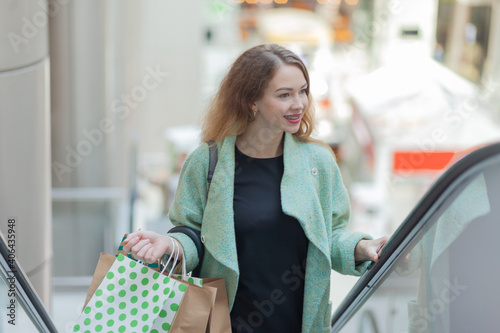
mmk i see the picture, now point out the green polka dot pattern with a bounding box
[174,274,203,287]
[72,254,187,332]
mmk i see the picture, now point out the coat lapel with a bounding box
[281,133,331,261]
[201,136,239,275]
[281,133,332,332]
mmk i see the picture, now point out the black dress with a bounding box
[230,146,309,333]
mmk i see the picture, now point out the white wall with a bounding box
[133,0,205,154]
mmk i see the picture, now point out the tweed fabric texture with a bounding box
[168,133,372,332]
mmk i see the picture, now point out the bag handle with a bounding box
[160,237,187,280]
[165,238,188,280]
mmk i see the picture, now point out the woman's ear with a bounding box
[250,103,258,116]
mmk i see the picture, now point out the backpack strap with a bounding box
[207,141,218,189]
[167,141,218,276]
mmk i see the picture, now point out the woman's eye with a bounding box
[300,89,307,94]
[279,93,289,98]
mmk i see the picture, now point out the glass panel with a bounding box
[0,232,57,332]
[340,155,500,332]
[0,277,39,332]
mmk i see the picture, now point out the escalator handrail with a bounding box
[331,142,500,330]
[0,231,58,332]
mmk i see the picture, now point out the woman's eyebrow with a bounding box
[275,83,308,93]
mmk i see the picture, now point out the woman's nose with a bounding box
[291,95,305,110]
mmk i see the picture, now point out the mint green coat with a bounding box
[168,133,372,332]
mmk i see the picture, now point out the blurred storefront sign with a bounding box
[257,7,333,44]
[346,57,500,233]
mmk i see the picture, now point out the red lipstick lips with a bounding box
[284,114,301,124]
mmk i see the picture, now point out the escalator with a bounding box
[1,142,499,333]
[0,231,57,332]
[331,142,500,332]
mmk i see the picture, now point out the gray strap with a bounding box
[207,141,218,189]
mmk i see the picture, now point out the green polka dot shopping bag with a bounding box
[114,235,231,332]
[73,253,190,333]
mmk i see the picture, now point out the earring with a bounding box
[252,107,258,117]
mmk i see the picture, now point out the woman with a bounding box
[123,44,387,332]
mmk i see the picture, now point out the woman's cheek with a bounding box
[302,96,309,108]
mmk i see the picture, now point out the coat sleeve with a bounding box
[167,143,210,272]
[329,160,373,276]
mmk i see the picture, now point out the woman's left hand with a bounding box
[354,237,389,262]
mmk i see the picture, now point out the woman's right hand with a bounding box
[122,230,182,264]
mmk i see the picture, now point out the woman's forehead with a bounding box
[268,65,307,87]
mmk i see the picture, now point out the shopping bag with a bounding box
[202,278,231,333]
[113,234,231,332]
[74,253,187,332]
[169,276,231,332]
[168,243,231,333]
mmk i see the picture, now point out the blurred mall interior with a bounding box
[1,0,500,332]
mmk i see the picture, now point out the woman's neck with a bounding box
[236,130,284,158]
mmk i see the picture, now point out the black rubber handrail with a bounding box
[0,231,58,332]
[331,142,500,331]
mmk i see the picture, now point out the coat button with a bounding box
[311,167,318,176]
[201,235,206,243]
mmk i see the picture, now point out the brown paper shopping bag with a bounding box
[169,280,214,332]
[203,278,231,333]
[167,277,231,333]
